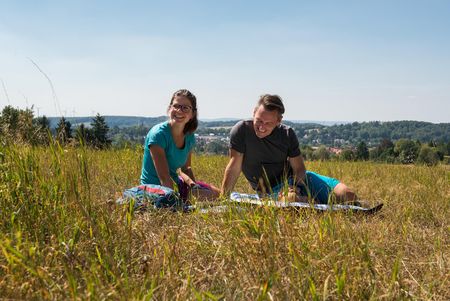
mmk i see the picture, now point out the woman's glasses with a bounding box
[171,103,193,113]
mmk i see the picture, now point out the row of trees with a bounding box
[301,139,449,166]
[192,136,449,166]
[291,121,449,146]
[1,105,448,166]
[0,106,111,148]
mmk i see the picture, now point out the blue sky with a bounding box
[0,0,449,122]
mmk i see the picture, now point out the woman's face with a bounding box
[168,95,194,125]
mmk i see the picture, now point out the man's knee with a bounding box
[333,183,357,201]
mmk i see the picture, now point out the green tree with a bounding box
[17,107,36,144]
[371,138,395,162]
[300,145,314,161]
[33,115,51,145]
[355,141,369,161]
[434,142,447,160]
[90,113,111,149]
[395,139,419,164]
[0,105,20,139]
[56,117,72,145]
[204,140,228,155]
[74,123,92,146]
[35,115,50,130]
[313,146,330,161]
[340,149,354,161]
[0,106,40,145]
[417,145,440,166]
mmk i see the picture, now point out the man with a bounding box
[221,94,357,204]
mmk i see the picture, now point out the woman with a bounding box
[140,89,220,202]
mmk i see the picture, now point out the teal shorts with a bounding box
[272,171,340,204]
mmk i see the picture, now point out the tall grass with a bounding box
[0,144,448,299]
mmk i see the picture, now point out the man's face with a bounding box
[252,105,282,138]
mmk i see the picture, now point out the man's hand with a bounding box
[278,186,308,203]
[278,191,298,202]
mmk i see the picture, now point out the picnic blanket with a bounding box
[117,185,383,214]
[230,192,383,214]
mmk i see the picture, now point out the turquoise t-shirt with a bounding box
[140,121,196,185]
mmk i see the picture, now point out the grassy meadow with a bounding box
[0,144,448,300]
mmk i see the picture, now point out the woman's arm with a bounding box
[149,145,174,189]
[221,149,244,196]
[180,151,196,186]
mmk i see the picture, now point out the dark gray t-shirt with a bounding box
[230,120,301,191]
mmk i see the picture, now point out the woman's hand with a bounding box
[189,181,201,189]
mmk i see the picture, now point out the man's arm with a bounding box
[289,155,306,185]
[221,149,244,196]
[280,155,307,202]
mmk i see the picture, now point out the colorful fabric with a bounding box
[118,181,215,210]
[117,184,183,209]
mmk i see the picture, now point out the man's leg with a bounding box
[302,171,360,204]
[332,183,358,203]
[301,171,337,204]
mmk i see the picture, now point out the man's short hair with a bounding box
[257,94,285,116]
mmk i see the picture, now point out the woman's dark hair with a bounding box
[169,89,198,134]
[256,94,285,117]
